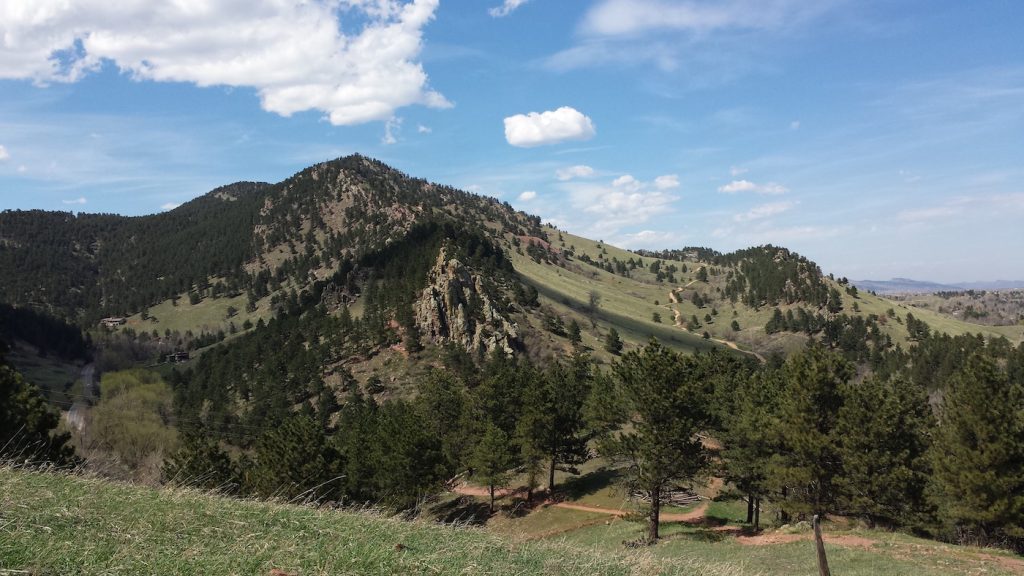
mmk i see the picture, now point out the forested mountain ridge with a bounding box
[1,154,1020,373]
[0,155,540,324]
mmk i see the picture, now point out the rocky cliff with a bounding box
[414,247,519,356]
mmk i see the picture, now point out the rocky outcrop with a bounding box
[414,247,519,356]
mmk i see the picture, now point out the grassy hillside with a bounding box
[3,467,1022,576]
[0,467,738,576]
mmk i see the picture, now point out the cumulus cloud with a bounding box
[612,174,641,191]
[733,201,796,222]
[718,179,788,195]
[565,174,679,237]
[517,190,537,202]
[489,0,529,17]
[654,174,680,190]
[161,202,182,211]
[0,145,9,161]
[555,164,595,181]
[62,197,87,205]
[0,0,450,126]
[616,229,684,248]
[417,124,432,134]
[504,106,596,147]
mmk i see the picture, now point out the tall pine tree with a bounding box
[929,351,1024,546]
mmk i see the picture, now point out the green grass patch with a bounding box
[0,467,753,576]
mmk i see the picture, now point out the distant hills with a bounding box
[854,278,1024,294]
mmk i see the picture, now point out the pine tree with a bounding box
[603,328,623,355]
[470,424,516,513]
[929,351,1024,546]
[835,375,934,528]
[163,434,238,491]
[0,360,75,465]
[567,319,582,345]
[601,339,712,541]
[249,414,339,501]
[768,346,852,519]
[721,367,783,530]
[518,355,593,493]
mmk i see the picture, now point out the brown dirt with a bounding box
[451,483,517,498]
[736,532,876,550]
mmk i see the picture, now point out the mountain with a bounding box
[954,280,1024,291]
[2,155,1021,386]
[853,278,966,294]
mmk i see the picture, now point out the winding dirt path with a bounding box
[666,290,765,362]
[451,484,709,523]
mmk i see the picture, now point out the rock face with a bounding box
[414,247,519,356]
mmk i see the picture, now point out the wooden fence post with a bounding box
[813,514,831,576]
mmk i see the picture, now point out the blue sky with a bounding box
[1,0,1022,283]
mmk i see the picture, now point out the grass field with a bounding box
[3,466,1021,576]
[0,467,743,576]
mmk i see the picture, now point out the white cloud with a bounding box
[612,174,641,191]
[615,229,684,248]
[417,124,432,134]
[17,165,27,173]
[555,164,595,181]
[654,174,680,190]
[730,166,748,177]
[564,174,679,237]
[733,201,797,222]
[717,179,788,195]
[504,106,596,147]
[62,197,87,205]
[382,117,403,145]
[0,0,450,126]
[790,120,801,130]
[580,0,837,37]
[161,202,181,211]
[489,0,529,17]
[0,145,8,161]
[517,190,537,202]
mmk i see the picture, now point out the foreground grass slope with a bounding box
[0,467,740,576]
[4,467,1022,576]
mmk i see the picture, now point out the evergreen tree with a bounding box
[518,355,592,493]
[567,319,582,346]
[601,340,712,541]
[768,346,852,518]
[721,367,783,529]
[249,414,340,501]
[469,424,516,514]
[0,359,75,465]
[163,434,238,491]
[835,375,934,528]
[929,351,1024,546]
[603,328,623,355]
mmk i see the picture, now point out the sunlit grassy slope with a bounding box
[4,467,1022,576]
[106,222,1022,363]
[0,467,742,576]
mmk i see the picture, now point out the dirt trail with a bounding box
[667,290,765,362]
[735,532,876,550]
[547,501,709,523]
[451,483,516,498]
[452,483,709,524]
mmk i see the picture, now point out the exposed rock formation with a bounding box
[414,247,519,356]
